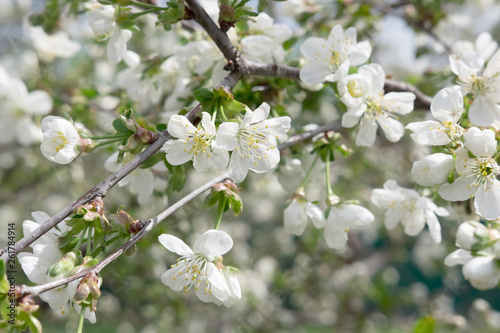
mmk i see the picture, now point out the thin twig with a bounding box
[19,173,231,297]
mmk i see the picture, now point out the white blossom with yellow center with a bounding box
[338,63,415,147]
[40,116,81,165]
[372,180,449,244]
[450,48,500,126]
[299,24,372,86]
[406,85,465,146]
[215,103,291,183]
[162,112,229,172]
[159,230,241,306]
[439,128,500,220]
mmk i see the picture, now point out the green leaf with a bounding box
[168,164,186,192]
[156,123,167,132]
[113,118,133,135]
[194,88,215,103]
[413,315,435,333]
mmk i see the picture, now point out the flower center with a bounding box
[328,50,342,70]
[347,79,364,98]
[237,125,271,165]
[53,131,69,152]
[185,127,211,156]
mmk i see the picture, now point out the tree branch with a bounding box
[19,173,231,297]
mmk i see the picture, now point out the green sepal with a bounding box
[113,118,134,136]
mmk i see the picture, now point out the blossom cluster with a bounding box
[300,25,416,147]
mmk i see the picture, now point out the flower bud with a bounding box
[134,126,158,144]
[464,127,496,157]
[456,221,490,250]
[77,138,97,153]
[73,282,91,303]
[18,294,39,313]
[411,153,454,186]
[47,252,79,277]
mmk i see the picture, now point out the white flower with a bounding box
[411,153,454,186]
[455,221,492,250]
[371,180,449,243]
[30,26,81,62]
[299,24,371,86]
[241,13,292,64]
[0,66,53,146]
[324,204,374,250]
[104,152,155,205]
[40,116,82,165]
[162,112,229,172]
[450,47,500,126]
[216,103,291,182]
[445,222,500,290]
[451,32,498,64]
[406,86,464,146]
[87,0,137,65]
[438,137,500,220]
[283,198,325,236]
[462,255,500,290]
[338,63,415,146]
[158,229,241,306]
[18,212,96,322]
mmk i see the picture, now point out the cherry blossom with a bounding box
[372,180,449,243]
[162,112,229,172]
[159,229,241,306]
[40,116,82,165]
[406,86,464,146]
[324,204,374,250]
[338,63,415,146]
[438,128,500,220]
[299,24,371,86]
[216,103,291,183]
[283,198,325,236]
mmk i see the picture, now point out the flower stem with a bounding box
[86,225,93,256]
[94,138,127,148]
[300,154,320,189]
[74,226,89,253]
[325,150,334,197]
[77,306,85,333]
[89,134,128,140]
[91,235,122,258]
[214,196,227,230]
[128,0,168,10]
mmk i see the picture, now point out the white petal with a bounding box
[356,116,377,147]
[463,127,496,157]
[380,92,415,115]
[284,200,308,235]
[305,202,325,229]
[193,229,233,260]
[462,256,500,290]
[430,86,463,123]
[158,234,194,256]
[474,179,500,220]
[215,122,239,151]
[167,115,196,139]
[107,28,127,65]
[468,97,500,128]
[377,114,405,142]
[444,249,473,266]
[300,62,331,86]
[425,210,442,243]
[439,176,478,201]
[28,90,53,115]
